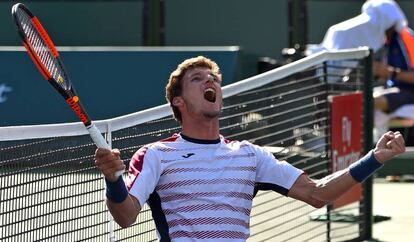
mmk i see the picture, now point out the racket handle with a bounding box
[87,123,111,149]
[114,170,124,177]
[87,124,124,177]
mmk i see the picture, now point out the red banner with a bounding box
[330,92,363,209]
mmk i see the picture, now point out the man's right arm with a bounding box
[106,192,141,228]
[95,148,141,228]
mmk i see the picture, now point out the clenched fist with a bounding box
[95,148,126,181]
[373,131,406,163]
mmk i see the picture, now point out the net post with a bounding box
[323,60,332,242]
[105,122,113,148]
[104,123,117,242]
[362,49,374,240]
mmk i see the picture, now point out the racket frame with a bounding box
[12,3,123,177]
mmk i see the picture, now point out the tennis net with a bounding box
[0,47,372,241]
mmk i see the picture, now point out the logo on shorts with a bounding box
[182,153,195,158]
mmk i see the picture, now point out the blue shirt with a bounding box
[387,30,414,92]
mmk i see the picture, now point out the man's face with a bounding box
[175,67,223,121]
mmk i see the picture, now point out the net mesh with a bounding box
[0,51,370,241]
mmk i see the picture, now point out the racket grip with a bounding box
[87,124,124,177]
[114,170,124,177]
[87,123,110,149]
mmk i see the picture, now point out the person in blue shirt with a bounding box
[307,0,414,141]
[374,26,414,114]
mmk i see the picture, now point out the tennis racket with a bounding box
[12,3,123,177]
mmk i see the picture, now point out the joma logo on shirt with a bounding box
[182,153,195,158]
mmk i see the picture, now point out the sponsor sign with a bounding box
[331,92,363,209]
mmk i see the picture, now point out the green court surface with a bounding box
[371,179,414,242]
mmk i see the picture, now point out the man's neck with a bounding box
[180,118,220,140]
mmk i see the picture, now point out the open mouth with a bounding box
[204,88,216,103]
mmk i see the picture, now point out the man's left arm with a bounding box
[288,131,405,208]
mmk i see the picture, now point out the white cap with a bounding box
[362,0,407,33]
[312,0,407,53]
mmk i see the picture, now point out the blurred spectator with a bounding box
[307,0,414,142]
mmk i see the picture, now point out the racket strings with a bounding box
[16,8,68,90]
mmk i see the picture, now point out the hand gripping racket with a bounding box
[12,3,123,177]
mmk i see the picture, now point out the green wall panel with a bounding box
[0,1,144,46]
[164,0,289,78]
[0,47,239,126]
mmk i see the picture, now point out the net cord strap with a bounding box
[0,47,370,142]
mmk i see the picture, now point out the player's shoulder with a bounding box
[151,133,182,148]
[132,133,181,159]
[223,137,275,155]
[223,137,256,149]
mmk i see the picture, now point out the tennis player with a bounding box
[95,56,405,241]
